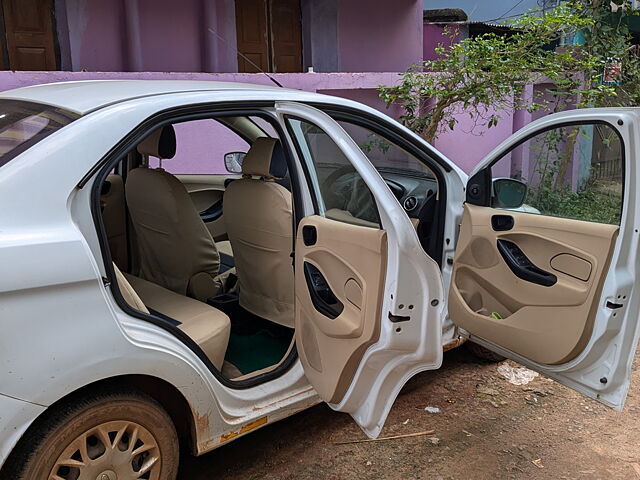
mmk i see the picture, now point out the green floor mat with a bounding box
[224,329,292,375]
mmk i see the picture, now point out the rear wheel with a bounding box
[5,390,179,480]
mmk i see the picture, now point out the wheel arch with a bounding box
[1,373,200,476]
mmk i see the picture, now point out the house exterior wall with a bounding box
[337,0,423,72]
[53,0,423,74]
[56,0,237,72]
[423,23,467,61]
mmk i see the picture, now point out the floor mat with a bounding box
[224,328,292,375]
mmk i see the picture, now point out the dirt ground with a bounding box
[179,346,640,480]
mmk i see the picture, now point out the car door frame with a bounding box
[453,109,640,410]
[275,101,448,437]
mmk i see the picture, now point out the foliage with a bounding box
[378,1,638,143]
[527,185,621,224]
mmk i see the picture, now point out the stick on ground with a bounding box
[334,430,435,445]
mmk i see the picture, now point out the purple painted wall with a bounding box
[59,0,237,72]
[423,23,466,62]
[56,0,423,74]
[337,0,423,72]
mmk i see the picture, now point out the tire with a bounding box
[466,341,507,363]
[3,389,179,480]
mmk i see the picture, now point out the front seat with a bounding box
[224,138,295,328]
[126,125,229,302]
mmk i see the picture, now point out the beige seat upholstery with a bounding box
[126,125,227,302]
[101,174,129,270]
[114,266,231,369]
[224,138,294,328]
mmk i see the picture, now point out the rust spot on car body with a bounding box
[220,416,268,443]
[443,336,466,352]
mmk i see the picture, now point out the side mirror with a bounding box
[224,152,246,174]
[492,177,527,209]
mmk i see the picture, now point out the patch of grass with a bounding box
[528,185,621,225]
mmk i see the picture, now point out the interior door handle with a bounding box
[492,214,514,231]
[302,225,317,246]
[303,262,344,319]
[497,239,557,287]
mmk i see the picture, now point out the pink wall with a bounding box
[137,0,202,72]
[432,106,516,173]
[60,0,237,72]
[423,24,466,62]
[337,0,423,72]
[64,0,128,71]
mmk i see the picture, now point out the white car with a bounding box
[0,81,638,480]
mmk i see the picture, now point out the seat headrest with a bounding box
[242,137,287,179]
[137,125,176,159]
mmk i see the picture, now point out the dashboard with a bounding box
[321,165,437,224]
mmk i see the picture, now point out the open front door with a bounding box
[276,102,445,437]
[449,110,640,409]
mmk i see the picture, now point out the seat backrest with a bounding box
[101,174,128,270]
[125,125,221,301]
[224,138,294,327]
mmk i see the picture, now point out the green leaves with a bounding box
[379,1,640,143]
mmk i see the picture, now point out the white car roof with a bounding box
[0,80,305,115]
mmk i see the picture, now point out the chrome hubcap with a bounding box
[49,420,160,480]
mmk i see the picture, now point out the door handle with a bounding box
[200,199,224,222]
[492,214,514,231]
[497,239,557,287]
[303,262,344,319]
[302,225,317,246]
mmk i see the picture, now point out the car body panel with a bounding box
[0,394,45,468]
[454,109,640,410]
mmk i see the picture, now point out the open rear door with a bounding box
[276,102,445,437]
[449,109,640,409]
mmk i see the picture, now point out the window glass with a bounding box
[490,123,623,225]
[148,119,249,174]
[0,99,78,169]
[288,118,380,228]
[337,120,435,179]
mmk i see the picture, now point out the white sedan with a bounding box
[0,80,638,480]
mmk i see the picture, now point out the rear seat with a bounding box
[113,265,230,369]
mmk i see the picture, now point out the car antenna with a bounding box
[207,27,284,88]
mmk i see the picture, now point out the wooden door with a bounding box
[270,0,302,73]
[2,0,57,70]
[235,0,302,73]
[235,0,270,73]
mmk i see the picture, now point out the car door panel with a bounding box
[296,215,387,403]
[277,101,448,438]
[176,174,237,241]
[449,204,618,365]
[448,110,640,410]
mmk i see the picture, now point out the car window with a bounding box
[0,99,78,169]
[148,118,249,174]
[490,122,623,225]
[337,120,435,180]
[287,117,381,228]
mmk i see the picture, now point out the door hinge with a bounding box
[102,276,111,287]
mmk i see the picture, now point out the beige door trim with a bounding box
[449,204,618,365]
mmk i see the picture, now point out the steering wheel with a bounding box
[320,165,358,210]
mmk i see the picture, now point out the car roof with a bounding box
[0,80,301,115]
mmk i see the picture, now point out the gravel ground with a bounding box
[179,346,640,479]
